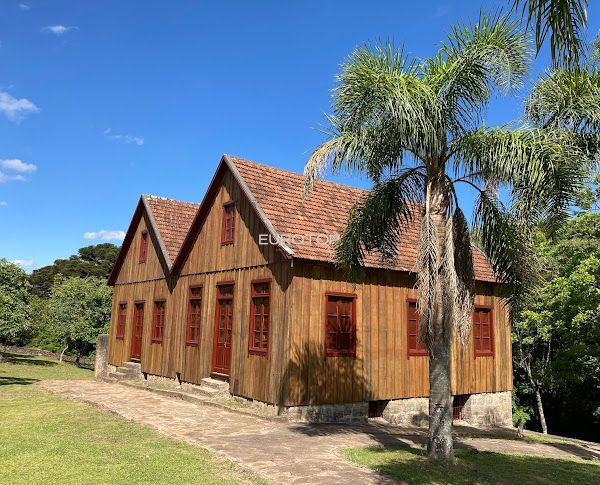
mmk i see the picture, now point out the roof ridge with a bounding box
[228,155,370,194]
[143,194,199,206]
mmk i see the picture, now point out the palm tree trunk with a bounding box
[428,333,453,459]
[426,177,454,460]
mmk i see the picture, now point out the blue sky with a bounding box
[1,1,599,271]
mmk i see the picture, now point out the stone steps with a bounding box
[186,377,230,399]
[108,362,142,381]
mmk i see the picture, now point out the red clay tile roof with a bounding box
[229,156,496,282]
[144,195,199,263]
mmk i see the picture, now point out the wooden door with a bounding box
[212,283,234,375]
[131,302,144,360]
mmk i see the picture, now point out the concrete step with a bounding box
[108,371,130,380]
[200,377,229,391]
[188,385,222,398]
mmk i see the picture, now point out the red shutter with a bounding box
[186,286,202,346]
[473,306,494,357]
[139,230,148,263]
[407,299,427,357]
[249,280,271,355]
[152,300,165,343]
[116,302,127,339]
[221,202,236,245]
[325,293,356,357]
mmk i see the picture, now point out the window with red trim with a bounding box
[407,300,427,356]
[473,306,494,356]
[186,286,202,346]
[221,202,235,245]
[325,293,356,357]
[249,280,270,355]
[151,300,165,343]
[139,230,148,263]
[116,302,127,339]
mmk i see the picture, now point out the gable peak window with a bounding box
[407,299,427,357]
[325,293,356,358]
[221,201,236,245]
[151,300,166,343]
[249,280,271,355]
[139,230,148,263]
[186,285,202,346]
[116,302,127,339]
[473,306,494,357]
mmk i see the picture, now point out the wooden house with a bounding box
[106,155,513,426]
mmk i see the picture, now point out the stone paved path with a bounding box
[39,380,600,484]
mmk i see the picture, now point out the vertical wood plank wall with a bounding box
[108,170,512,407]
[108,173,293,404]
[284,262,511,406]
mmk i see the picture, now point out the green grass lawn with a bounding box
[342,446,600,484]
[0,352,262,484]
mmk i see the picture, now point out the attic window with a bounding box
[221,201,236,245]
[473,306,494,357]
[139,230,148,263]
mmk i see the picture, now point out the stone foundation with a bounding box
[381,391,513,428]
[460,391,512,427]
[382,397,429,426]
[286,402,368,423]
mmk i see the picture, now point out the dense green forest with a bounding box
[0,244,117,359]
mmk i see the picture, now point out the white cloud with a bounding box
[0,171,26,183]
[0,91,39,123]
[18,4,30,11]
[434,5,450,17]
[41,25,78,36]
[1,159,37,173]
[10,259,35,271]
[104,128,144,146]
[83,230,126,242]
[0,201,7,207]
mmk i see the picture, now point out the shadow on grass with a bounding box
[0,352,58,367]
[0,376,39,386]
[343,446,600,485]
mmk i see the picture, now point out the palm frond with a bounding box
[455,127,589,228]
[513,0,588,69]
[416,211,438,346]
[333,169,426,279]
[472,190,539,305]
[525,68,600,133]
[424,12,531,135]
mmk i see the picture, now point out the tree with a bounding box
[44,276,112,359]
[513,212,600,437]
[30,243,119,297]
[304,14,589,459]
[513,0,588,69]
[0,258,32,346]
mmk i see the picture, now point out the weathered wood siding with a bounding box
[108,214,169,367]
[175,172,292,402]
[284,261,511,406]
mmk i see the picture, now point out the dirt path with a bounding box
[40,380,600,484]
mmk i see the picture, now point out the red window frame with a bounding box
[186,285,203,346]
[221,201,236,245]
[139,230,148,263]
[473,305,494,357]
[248,279,271,356]
[407,299,428,357]
[116,302,127,339]
[325,292,357,358]
[151,299,166,343]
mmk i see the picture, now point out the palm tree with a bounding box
[513,0,588,69]
[304,14,589,460]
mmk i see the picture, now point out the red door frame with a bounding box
[212,282,234,376]
[130,301,144,361]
